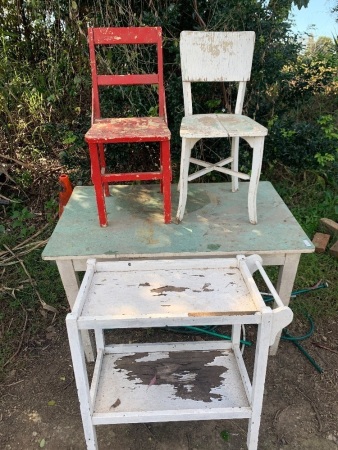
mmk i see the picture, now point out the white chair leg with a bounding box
[176,138,196,222]
[247,137,264,225]
[231,136,240,192]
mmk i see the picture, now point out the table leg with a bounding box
[269,253,301,355]
[56,260,95,362]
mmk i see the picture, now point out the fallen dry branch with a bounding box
[0,152,33,168]
[3,244,58,316]
[0,192,11,203]
[312,342,338,354]
[296,387,323,433]
[0,239,48,266]
[0,219,53,258]
[13,220,52,249]
[3,304,28,369]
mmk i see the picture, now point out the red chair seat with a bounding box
[85,117,171,143]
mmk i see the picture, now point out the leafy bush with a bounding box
[0,0,336,201]
[265,114,337,178]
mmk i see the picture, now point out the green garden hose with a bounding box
[165,280,327,373]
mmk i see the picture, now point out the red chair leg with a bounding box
[161,140,172,223]
[98,143,110,197]
[159,144,164,194]
[88,142,108,227]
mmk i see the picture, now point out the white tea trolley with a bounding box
[66,255,293,449]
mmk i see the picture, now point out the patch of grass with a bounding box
[258,169,338,325]
[272,174,337,238]
[290,253,338,319]
[270,171,338,320]
[0,223,67,381]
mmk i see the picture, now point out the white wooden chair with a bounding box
[176,31,268,225]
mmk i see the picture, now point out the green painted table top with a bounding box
[42,182,314,260]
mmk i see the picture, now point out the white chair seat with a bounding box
[181,114,267,139]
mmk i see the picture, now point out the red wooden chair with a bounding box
[85,27,172,227]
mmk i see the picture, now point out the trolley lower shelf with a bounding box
[91,341,251,425]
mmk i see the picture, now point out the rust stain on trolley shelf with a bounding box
[114,350,228,402]
[150,285,189,296]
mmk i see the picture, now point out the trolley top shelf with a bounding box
[72,256,271,329]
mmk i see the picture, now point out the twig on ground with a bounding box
[0,218,53,258]
[6,317,14,333]
[0,240,48,265]
[186,432,191,450]
[62,376,75,391]
[273,405,290,427]
[143,423,159,441]
[0,193,11,203]
[296,387,323,432]
[13,220,53,249]
[54,404,79,416]
[0,153,32,168]
[229,420,246,434]
[5,379,24,387]
[3,244,58,315]
[312,342,338,354]
[3,305,28,368]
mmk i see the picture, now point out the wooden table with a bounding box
[42,181,314,358]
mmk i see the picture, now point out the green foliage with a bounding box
[44,198,58,223]
[261,32,338,179]
[220,430,230,441]
[10,204,35,238]
[292,253,338,319]
[0,244,66,379]
[271,176,338,319]
[1,0,330,190]
[0,1,336,201]
[273,174,338,236]
[318,115,338,140]
[315,115,338,169]
[265,114,338,178]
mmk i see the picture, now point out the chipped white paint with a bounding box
[180,31,255,82]
[66,255,293,450]
[176,31,267,225]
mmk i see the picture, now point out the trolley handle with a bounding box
[255,260,285,309]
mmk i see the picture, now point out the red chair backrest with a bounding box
[88,27,166,121]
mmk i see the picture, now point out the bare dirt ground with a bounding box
[0,318,337,450]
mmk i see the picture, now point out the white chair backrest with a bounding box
[180,31,255,115]
[180,31,255,82]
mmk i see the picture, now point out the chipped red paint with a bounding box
[97,74,159,86]
[85,117,170,143]
[86,27,171,226]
